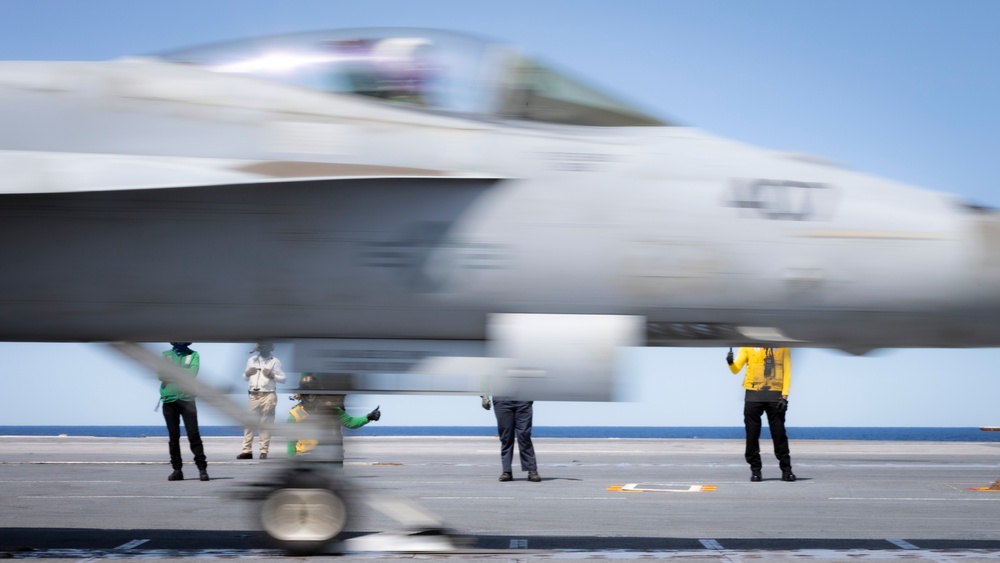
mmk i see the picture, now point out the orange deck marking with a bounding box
[608,483,717,493]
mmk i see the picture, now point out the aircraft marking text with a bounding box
[725,178,838,221]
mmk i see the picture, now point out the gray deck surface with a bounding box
[2,435,999,560]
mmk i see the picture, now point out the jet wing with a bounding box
[0,152,503,343]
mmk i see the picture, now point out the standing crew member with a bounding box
[726,346,796,482]
[159,342,209,481]
[238,342,286,460]
[482,395,541,482]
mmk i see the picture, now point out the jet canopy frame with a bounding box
[155,27,666,127]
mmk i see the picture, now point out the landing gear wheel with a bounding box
[261,487,347,555]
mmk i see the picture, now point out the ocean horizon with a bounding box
[2,426,999,441]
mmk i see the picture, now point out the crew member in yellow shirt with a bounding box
[727,346,795,482]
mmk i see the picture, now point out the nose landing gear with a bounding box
[261,487,347,554]
[259,466,350,555]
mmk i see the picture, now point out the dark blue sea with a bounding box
[2,426,999,441]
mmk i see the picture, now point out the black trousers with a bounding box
[743,401,791,472]
[493,399,537,472]
[162,399,207,471]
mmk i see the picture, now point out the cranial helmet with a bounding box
[298,374,319,391]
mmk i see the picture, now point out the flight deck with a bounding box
[2,435,999,561]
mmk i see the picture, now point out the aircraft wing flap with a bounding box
[0,150,500,195]
[232,161,455,179]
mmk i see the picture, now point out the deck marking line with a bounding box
[22,495,219,499]
[114,539,149,550]
[0,480,121,483]
[887,539,919,550]
[700,539,724,550]
[2,461,166,465]
[698,539,743,563]
[830,497,1000,501]
[611,483,717,493]
[423,496,619,500]
[74,539,149,562]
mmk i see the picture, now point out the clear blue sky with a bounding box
[2,1,999,428]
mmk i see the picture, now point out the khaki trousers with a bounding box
[242,391,277,454]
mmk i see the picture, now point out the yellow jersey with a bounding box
[728,347,791,396]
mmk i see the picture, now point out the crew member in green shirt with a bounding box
[287,374,381,457]
[159,342,209,481]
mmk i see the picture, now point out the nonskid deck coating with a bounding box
[2,435,999,560]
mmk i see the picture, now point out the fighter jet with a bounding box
[2,27,999,552]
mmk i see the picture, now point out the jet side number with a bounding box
[725,179,837,221]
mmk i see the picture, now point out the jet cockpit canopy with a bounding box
[156,27,665,127]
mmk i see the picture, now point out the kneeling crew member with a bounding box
[287,375,381,457]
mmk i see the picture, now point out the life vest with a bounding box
[290,404,318,455]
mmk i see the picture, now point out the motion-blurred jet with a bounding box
[3,28,996,353]
[2,27,999,552]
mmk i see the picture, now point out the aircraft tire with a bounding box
[260,470,348,555]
